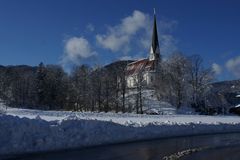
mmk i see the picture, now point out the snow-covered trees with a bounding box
[155,53,213,110]
[155,53,190,108]
[36,62,46,107]
[71,65,91,111]
[1,65,37,107]
[0,63,70,110]
[0,54,214,113]
[35,64,69,110]
[188,55,214,111]
[132,71,144,114]
[67,61,130,113]
[167,53,190,108]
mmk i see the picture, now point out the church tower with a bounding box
[125,9,162,88]
[149,9,160,61]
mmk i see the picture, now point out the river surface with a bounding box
[2,133,240,160]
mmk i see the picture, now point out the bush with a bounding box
[229,107,240,115]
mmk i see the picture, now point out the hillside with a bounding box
[206,80,240,113]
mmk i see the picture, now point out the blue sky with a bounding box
[0,0,240,81]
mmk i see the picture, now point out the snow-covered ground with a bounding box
[235,94,240,107]
[127,89,179,115]
[1,106,240,156]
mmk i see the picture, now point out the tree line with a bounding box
[0,53,214,114]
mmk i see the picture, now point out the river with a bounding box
[2,133,240,160]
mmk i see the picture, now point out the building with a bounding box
[126,11,161,88]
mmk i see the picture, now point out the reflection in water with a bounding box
[2,133,240,160]
[183,145,240,160]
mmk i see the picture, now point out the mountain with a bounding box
[206,79,240,114]
[104,60,134,71]
[211,80,240,93]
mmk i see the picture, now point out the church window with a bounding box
[150,76,153,82]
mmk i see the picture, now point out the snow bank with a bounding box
[235,104,240,108]
[0,103,6,115]
[1,112,240,156]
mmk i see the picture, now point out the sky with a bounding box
[0,0,240,81]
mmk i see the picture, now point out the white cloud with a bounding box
[120,10,149,34]
[158,20,178,33]
[96,10,150,53]
[160,35,178,56]
[212,63,222,75]
[119,54,144,61]
[61,37,97,65]
[61,10,178,66]
[139,26,177,56]
[96,34,129,52]
[86,24,95,32]
[96,10,178,57]
[119,56,135,60]
[225,56,240,78]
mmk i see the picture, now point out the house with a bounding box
[126,11,161,88]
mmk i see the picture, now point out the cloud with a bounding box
[139,31,177,57]
[95,10,178,57]
[86,24,95,32]
[225,56,240,78]
[160,35,178,57]
[96,10,150,53]
[61,37,97,65]
[212,63,222,75]
[61,10,178,67]
[119,56,135,60]
[158,20,178,33]
[119,53,145,61]
[96,34,130,52]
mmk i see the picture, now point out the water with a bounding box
[2,133,240,160]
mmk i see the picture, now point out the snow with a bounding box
[235,95,240,108]
[233,94,240,108]
[127,89,178,115]
[1,107,240,156]
[177,106,197,115]
[0,102,6,114]
[235,104,240,108]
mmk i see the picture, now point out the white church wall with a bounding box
[126,71,157,88]
[143,72,155,86]
[127,75,137,88]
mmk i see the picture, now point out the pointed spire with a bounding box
[149,8,160,61]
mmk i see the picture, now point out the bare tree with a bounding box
[132,71,144,114]
[118,64,127,113]
[188,55,214,110]
[155,61,172,102]
[71,65,91,111]
[165,53,190,108]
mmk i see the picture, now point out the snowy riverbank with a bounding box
[1,108,240,155]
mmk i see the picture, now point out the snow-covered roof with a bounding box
[126,59,156,76]
[235,104,240,108]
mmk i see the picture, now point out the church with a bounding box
[126,12,161,88]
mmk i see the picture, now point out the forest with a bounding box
[0,53,214,114]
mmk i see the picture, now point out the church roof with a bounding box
[125,10,160,77]
[126,59,155,76]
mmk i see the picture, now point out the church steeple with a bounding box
[149,8,160,61]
